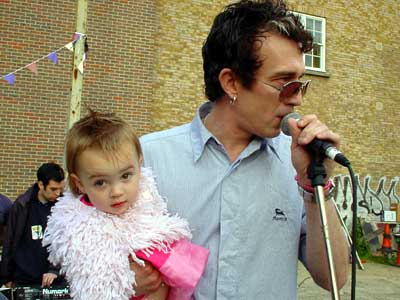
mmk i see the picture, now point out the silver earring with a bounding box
[229,95,237,105]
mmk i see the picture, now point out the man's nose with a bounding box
[282,91,302,107]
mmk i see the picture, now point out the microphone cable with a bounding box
[347,164,358,300]
[332,159,357,300]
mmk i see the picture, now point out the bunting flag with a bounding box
[3,74,15,85]
[73,33,82,44]
[1,33,87,86]
[65,41,74,52]
[78,59,84,74]
[27,62,38,75]
[47,52,59,64]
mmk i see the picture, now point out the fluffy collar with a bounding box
[43,167,191,300]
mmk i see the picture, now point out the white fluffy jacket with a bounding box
[43,168,191,300]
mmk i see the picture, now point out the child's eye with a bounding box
[94,180,106,187]
[121,172,133,180]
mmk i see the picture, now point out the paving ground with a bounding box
[298,261,400,299]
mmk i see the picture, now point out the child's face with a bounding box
[71,142,142,215]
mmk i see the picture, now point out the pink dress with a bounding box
[134,240,208,300]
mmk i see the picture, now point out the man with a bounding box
[0,194,12,226]
[0,194,13,252]
[135,1,349,299]
[0,162,65,288]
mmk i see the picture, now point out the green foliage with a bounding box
[353,218,399,266]
[366,255,397,266]
[355,218,371,258]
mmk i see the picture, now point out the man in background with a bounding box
[0,194,13,254]
[0,163,65,288]
[0,195,12,227]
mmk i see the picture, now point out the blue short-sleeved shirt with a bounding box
[140,102,307,300]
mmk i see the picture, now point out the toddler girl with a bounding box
[43,111,208,300]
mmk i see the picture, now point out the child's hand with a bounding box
[129,255,163,296]
[143,283,169,300]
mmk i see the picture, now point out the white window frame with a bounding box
[294,12,326,72]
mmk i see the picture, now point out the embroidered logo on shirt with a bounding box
[272,208,287,221]
[31,225,43,240]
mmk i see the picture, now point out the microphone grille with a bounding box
[280,112,301,136]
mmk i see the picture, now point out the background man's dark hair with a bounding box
[202,0,313,102]
[36,163,65,188]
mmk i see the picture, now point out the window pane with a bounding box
[313,45,321,56]
[315,20,322,32]
[305,55,312,67]
[314,32,322,44]
[313,56,321,68]
[306,18,313,30]
[295,12,325,71]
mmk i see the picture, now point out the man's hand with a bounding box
[42,273,57,287]
[129,255,163,296]
[288,114,340,185]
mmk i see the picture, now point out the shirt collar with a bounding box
[190,102,281,162]
[190,102,214,162]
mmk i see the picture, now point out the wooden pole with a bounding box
[68,0,88,129]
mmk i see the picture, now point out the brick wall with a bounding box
[0,1,75,197]
[151,1,226,130]
[153,0,400,187]
[0,0,156,198]
[1,0,399,199]
[287,0,400,182]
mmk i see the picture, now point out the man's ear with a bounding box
[38,181,44,191]
[218,68,238,99]
[70,174,85,194]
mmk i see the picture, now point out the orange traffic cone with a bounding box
[380,223,392,254]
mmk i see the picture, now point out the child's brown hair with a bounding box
[65,110,142,196]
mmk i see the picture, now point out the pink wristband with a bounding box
[294,175,332,193]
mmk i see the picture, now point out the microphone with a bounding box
[280,112,350,167]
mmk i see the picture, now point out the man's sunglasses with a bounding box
[260,79,311,98]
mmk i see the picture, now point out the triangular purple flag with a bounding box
[3,74,15,85]
[73,33,81,45]
[48,52,58,64]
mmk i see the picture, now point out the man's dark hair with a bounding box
[202,0,313,101]
[37,162,65,188]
